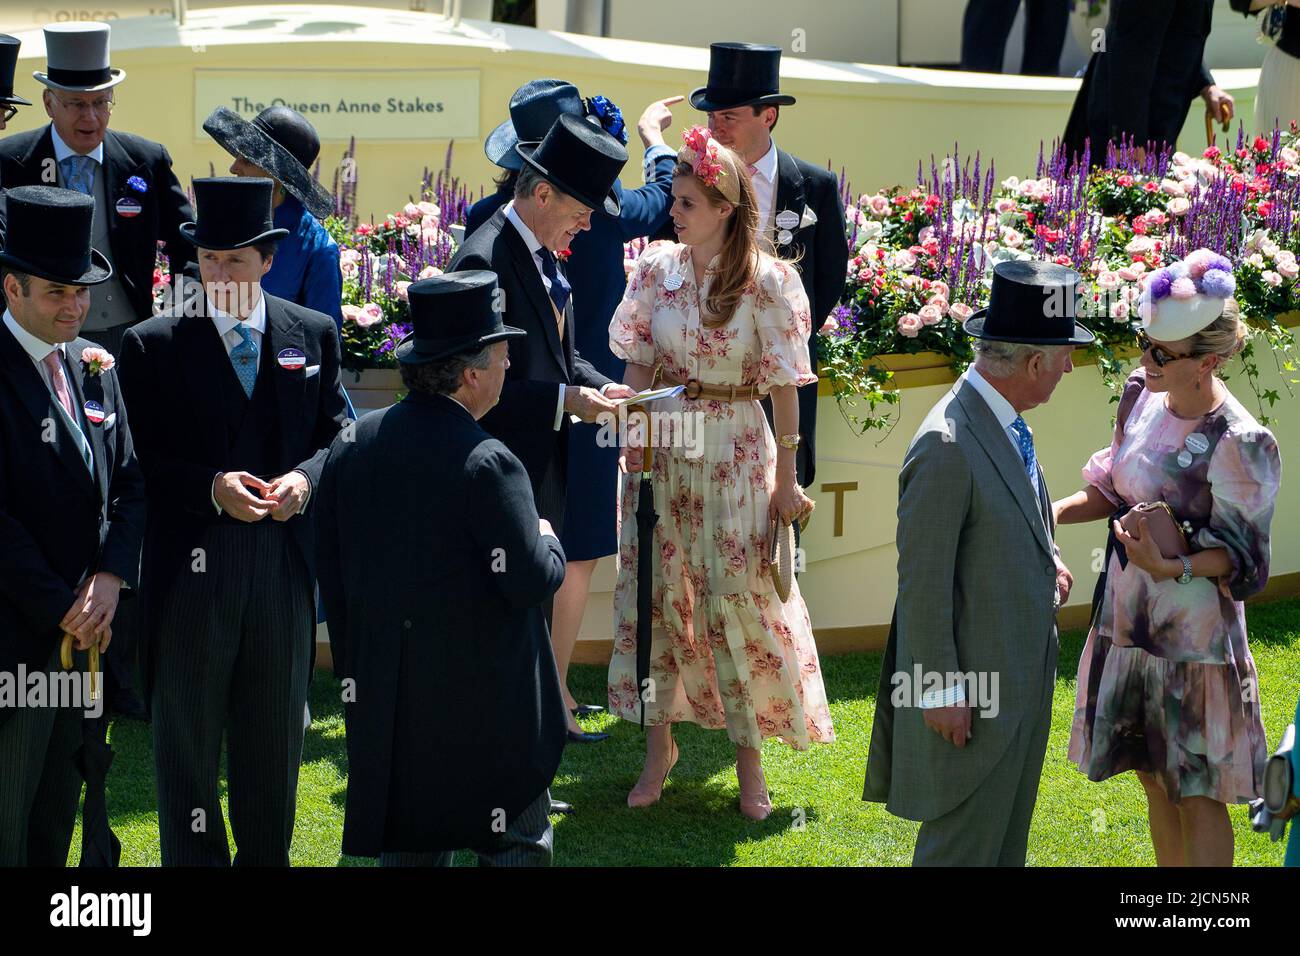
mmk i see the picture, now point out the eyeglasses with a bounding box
[51,94,114,116]
[1136,330,1197,368]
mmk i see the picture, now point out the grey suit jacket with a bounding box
[863,376,1061,821]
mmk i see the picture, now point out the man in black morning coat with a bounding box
[317,270,568,866]
[0,22,195,720]
[447,113,636,535]
[0,186,145,865]
[692,42,849,488]
[1062,0,1235,162]
[117,177,349,866]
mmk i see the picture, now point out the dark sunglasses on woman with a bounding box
[1136,330,1197,368]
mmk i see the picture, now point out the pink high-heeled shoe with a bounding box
[627,738,679,808]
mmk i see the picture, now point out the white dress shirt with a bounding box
[503,201,614,430]
[206,292,310,513]
[749,139,780,238]
[3,310,93,472]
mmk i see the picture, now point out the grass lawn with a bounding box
[85,598,1300,867]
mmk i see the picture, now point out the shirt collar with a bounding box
[964,365,1020,431]
[504,201,544,257]
[752,139,778,182]
[50,124,104,166]
[208,290,268,341]
[3,309,64,364]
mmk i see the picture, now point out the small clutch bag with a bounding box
[768,516,796,602]
[1119,501,1190,559]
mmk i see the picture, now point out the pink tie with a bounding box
[43,350,74,418]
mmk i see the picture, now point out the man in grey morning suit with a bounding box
[864,260,1091,866]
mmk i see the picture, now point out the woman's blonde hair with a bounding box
[1186,297,1250,370]
[674,143,759,328]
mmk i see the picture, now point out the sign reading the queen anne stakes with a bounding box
[193,69,480,142]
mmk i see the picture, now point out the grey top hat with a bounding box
[34,23,125,93]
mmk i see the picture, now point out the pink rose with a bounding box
[890,249,917,270]
[1096,271,1122,291]
[81,346,114,374]
[867,194,891,217]
[1117,263,1145,282]
[901,274,924,291]
[395,280,412,301]
[341,304,364,324]
[1277,257,1299,279]
[340,260,358,279]
[1125,235,1155,257]
[994,198,1018,215]
[948,302,974,323]
[918,304,943,326]
[417,200,440,218]
[356,302,384,327]
[339,248,361,265]
[1002,228,1024,249]
[403,202,421,219]
[418,265,442,280]
[1282,147,1299,166]
[1109,300,1130,320]
[1263,270,1283,287]
[1167,197,1190,216]
[897,313,923,337]
[929,280,950,299]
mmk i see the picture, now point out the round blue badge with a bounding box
[83,400,105,424]
[115,197,142,218]
[277,347,307,370]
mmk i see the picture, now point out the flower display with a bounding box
[821,128,1300,431]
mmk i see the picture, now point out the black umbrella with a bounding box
[632,406,658,729]
[61,634,120,867]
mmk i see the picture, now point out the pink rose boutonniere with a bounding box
[81,346,115,376]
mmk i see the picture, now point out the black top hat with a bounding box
[180,177,291,251]
[963,260,1095,345]
[515,113,626,216]
[0,186,111,286]
[690,42,796,113]
[34,23,125,93]
[0,36,31,107]
[486,79,584,171]
[396,270,526,365]
[203,106,336,221]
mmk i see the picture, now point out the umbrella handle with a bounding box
[629,403,654,475]
[59,633,100,701]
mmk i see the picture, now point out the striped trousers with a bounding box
[379,788,554,867]
[151,521,313,866]
[0,644,88,866]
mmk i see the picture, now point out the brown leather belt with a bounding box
[658,371,761,402]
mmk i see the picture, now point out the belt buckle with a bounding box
[684,378,702,400]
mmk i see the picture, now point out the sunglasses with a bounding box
[1136,330,1197,368]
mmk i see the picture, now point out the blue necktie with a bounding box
[60,155,95,195]
[230,324,258,399]
[538,248,571,314]
[1009,415,1038,486]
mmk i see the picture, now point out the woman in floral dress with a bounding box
[1055,250,1282,866]
[605,127,834,820]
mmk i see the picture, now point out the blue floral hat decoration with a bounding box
[1138,248,1236,341]
[584,95,627,145]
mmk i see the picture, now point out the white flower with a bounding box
[1097,271,1122,291]
[1263,270,1283,287]
[1167,197,1190,216]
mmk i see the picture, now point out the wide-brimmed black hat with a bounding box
[180,177,291,251]
[203,106,335,221]
[396,270,526,365]
[0,35,31,107]
[963,260,1095,345]
[34,23,125,92]
[486,78,584,171]
[515,113,626,216]
[0,186,111,285]
[689,42,796,113]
